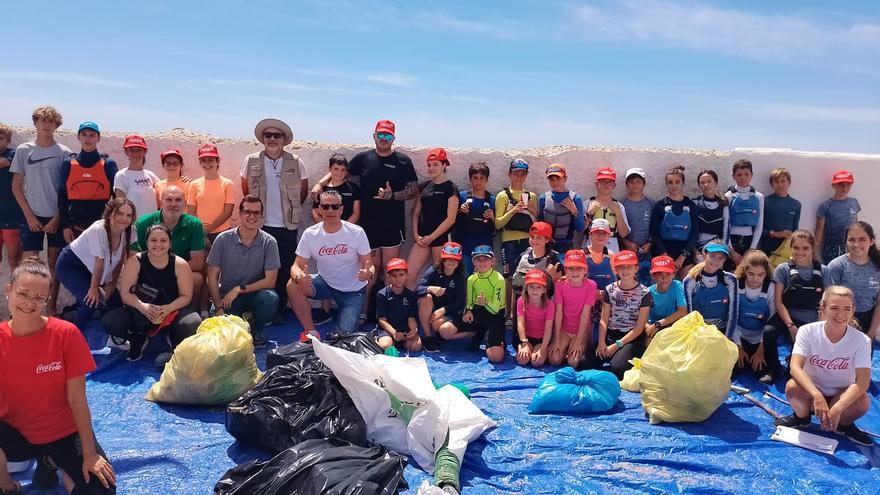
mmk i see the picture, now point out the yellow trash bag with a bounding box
[619,358,641,392]
[145,315,263,405]
[768,238,792,269]
[638,311,738,424]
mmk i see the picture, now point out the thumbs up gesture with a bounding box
[375,181,393,200]
[476,290,487,306]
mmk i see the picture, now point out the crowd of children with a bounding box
[0,106,878,492]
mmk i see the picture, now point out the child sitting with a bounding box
[460,245,507,362]
[732,250,781,383]
[589,251,652,378]
[376,258,421,353]
[515,269,555,367]
[683,243,738,334]
[417,242,467,352]
[510,221,562,309]
[549,250,598,368]
[772,229,828,343]
[644,255,688,344]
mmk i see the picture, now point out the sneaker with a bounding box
[299,330,320,343]
[252,332,267,348]
[311,307,333,325]
[107,336,130,351]
[773,413,811,430]
[126,336,150,362]
[441,485,460,495]
[422,336,440,352]
[154,352,173,367]
[199,310,210,319]
[32,457,58,490]
[241,310,254,324]
[836,422,874,446]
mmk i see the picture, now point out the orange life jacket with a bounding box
[67,158,111,201]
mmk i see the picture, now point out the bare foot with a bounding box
[0,477,21,494]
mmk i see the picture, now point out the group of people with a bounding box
[0,105,877,494]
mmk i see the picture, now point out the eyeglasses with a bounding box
[241,209,263,217]
[263,132,285,140]
[319,204,341,210]
[12,289,50,304]
[376,133,394,141]
[442,244,462,255]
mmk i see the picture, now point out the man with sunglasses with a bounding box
[206,196,280,347]
[311,119,418,323]
[288,190,374,341]
[241,118,308,324]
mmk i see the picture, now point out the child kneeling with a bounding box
[515,269,554,367]
[549,250,597,368]
[459,245,507,362]
[376,258,421,353]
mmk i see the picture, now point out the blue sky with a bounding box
[3,1,878,152]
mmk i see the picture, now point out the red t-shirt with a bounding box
[0,317,96,444]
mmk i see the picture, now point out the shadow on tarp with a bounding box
[12,317,880,494]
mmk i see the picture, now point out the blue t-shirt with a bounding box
[761,194,801,253]
[0,148,23,228]
[817,197,860,247]
[376,286,418,331]
[622,196,655,247]
[648,279,686,323]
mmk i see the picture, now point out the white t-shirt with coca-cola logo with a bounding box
[296,220,371,292]
[792,321,871,396]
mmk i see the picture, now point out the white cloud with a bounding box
[736,101,880,125]
[5,70,136,88]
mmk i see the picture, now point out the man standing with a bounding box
[311,119,417,322]
[241,118,308,323]
[134,186,206,312]
[287,190,374,341]
[11,105,72,315]
[206,196,280,346]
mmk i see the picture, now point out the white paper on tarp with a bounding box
[312,339,496,471]
[771,426,838,455]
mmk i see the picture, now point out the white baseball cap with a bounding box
[625,167,646,180]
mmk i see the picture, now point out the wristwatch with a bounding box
[239,284,247,291]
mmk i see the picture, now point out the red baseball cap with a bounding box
[564,249,588,269]
[123,134,147,150]
[375,120,395,135]
[440,242,463,261]
[831,170,854,185]
[650,255,676,274]
[596,167,617,181]
[524,269,547,287]
[159,148,183,163]
[612,250,638,268]
[198,143,220,159]
[529,221,553,240]
[385,258,408,273]
[427,147,448,162]
[545,163,567,178]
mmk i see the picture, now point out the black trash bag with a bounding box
[214,438,408,495]
[226,357,367,453]
[266,332,383,369]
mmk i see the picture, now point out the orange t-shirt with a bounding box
[155,178,191,203]
[187,176,236,233]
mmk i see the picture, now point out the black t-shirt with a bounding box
[316,180,360,221]
[348,150,417,229]
[376,286,418,331]
[417,179,459,236]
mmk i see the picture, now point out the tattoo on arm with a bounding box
[393,181,419,201]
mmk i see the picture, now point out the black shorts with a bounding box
[417,229,450,247]
[459,307,506,347]
[501,239,530,278]
[365,225,405,250]
[526,336,544,346]
[0,422,115,494]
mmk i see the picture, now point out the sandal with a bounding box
[0,480,21,494]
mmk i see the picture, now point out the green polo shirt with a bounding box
[134,210,205,261]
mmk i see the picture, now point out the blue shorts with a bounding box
[20,216,67,252]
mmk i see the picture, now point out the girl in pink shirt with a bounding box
[550,250,598,368]
[516,269,555,367]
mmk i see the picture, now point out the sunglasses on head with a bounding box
[263,132,285,140]
[442,244,462,255]
[376,132,394,141]
[319,203,341,210]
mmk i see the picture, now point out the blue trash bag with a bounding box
[528,367,621,414]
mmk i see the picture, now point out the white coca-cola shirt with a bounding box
[792,321,871,396]
[296,220,371,293]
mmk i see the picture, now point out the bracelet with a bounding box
[787,322,796,329]
[615,339,624,348]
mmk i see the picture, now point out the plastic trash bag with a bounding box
[528,368,621,414]
[225,356,367,453]
[145,315,262,405]
[638,311,738,424]
[311,339,496,473]
[620,358,642,392]
[214,438,408,495]
[266,332,383,369]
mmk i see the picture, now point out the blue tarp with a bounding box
[14,316,880,494]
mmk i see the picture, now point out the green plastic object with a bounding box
[433,381,471,399]
[434,434,461,490]
[384,346,400,357]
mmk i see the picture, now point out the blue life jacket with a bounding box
[693,272,729,322]
[660,202,691,241]
[587,249,614,289]
[729,187,759,228]
[737,278,771,331]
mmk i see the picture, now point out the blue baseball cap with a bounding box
[704,243,730,257]
[509,158,529,172]
[471,245,495,259]
[78,121,100,134]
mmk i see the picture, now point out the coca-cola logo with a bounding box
[36,361,63,374]
[318,243,349,256]
[809,355,850,370]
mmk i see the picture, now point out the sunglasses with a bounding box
[442,244,462,255]
[319,204,341,210]
[263,132,285,140]
[376,132,394,141]
[241,209,263,217]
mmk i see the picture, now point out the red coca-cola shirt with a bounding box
[0,317,96,444]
